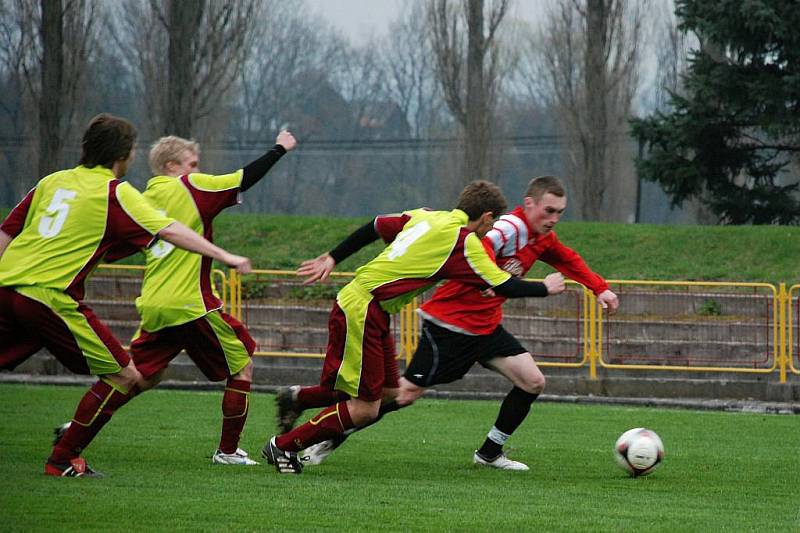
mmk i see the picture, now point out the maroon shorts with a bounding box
[0,286,129,375]
[319,300,399,402]
[131,311,256,382]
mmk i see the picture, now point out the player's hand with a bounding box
[276,130,297,151]
[597,289,619,315]
[298,253,336,285]
[480,288,496,298]
[223,253,252,274]
[543,272,566,295]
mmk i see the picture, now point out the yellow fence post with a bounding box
[228,269,240,321]
[587,289,597,380]
[779,283,787,384]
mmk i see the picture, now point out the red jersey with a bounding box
[418,206,609,335]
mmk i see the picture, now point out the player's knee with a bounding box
[112,364,142,393]
[348,400,380,426]
[233,360,254,382]
[519,372,546,394]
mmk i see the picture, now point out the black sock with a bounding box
[477,387,539,459]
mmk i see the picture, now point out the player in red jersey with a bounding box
[287,176,618,470]
[0,113,251,477]
[263,181,567,474]
[52,130,298,467]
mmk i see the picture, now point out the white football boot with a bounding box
[473,451,529,471]
[299,439,339,466]
[212,448,259,465]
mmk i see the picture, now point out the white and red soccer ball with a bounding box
[614,427,664,477]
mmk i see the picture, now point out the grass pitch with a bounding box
[0,384,797,532]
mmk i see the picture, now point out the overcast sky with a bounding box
[305,0,544,45]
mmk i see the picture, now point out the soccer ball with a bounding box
[614,427,664,477]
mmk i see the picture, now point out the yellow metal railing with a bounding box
[787,284,800,377]
[239,269,359,359]
[596,280,780,378]
[90,265,797,383]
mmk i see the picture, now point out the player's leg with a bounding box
[0,287,44,371]
[184,311,258,465]
[14,291,143,477]
[301,331,401,465]
[53,324,183,444]
[473,327,544,471]
[273,304,355,432]
[275,384,350,433]
[265,292,385,474]
[306,318,477,463]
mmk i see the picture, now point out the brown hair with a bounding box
[78,113,137,169]
[149,135,199,175]
[525,176,566,202]
[455,180,507,221]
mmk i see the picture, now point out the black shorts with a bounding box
[404,320,527,387]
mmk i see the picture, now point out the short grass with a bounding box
[1,384,797,532]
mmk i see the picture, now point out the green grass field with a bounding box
[1,384,797,532]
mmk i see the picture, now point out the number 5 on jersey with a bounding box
[38,188,77,238]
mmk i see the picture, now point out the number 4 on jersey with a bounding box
[387,220,430,260]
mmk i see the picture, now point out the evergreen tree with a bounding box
[631,0,800,224]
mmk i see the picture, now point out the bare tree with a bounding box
[0,0,100,190]
[230,1,351,213]
[524,0,646,221]
[235,1,343,144]
[39,0,63,177]
[164,0,204,138]
[381,0,443,140]
[428,0,511,185]
[114,0,258,140]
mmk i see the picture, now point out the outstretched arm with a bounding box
[493,272,566,298]
[158,222,251,274]
[240,130,297,192]
[297,219,381,284]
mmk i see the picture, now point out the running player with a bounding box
[285,176,618,470]
[262,180,567,474]
[0,113,251,477]
[54,130,297,467]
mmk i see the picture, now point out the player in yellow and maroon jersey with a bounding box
[293,177,617,471]
[53,130,297,467]
[0,114,252,477]
[262,181,567,474]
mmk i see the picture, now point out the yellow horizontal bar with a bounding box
[247,268,356,278]
[604,279,777,292]
[97,264,146,271]
[537,361,586,369]
[254,351,325,359]
[598,362,776,373]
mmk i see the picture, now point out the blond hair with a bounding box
[148,135,199,175]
